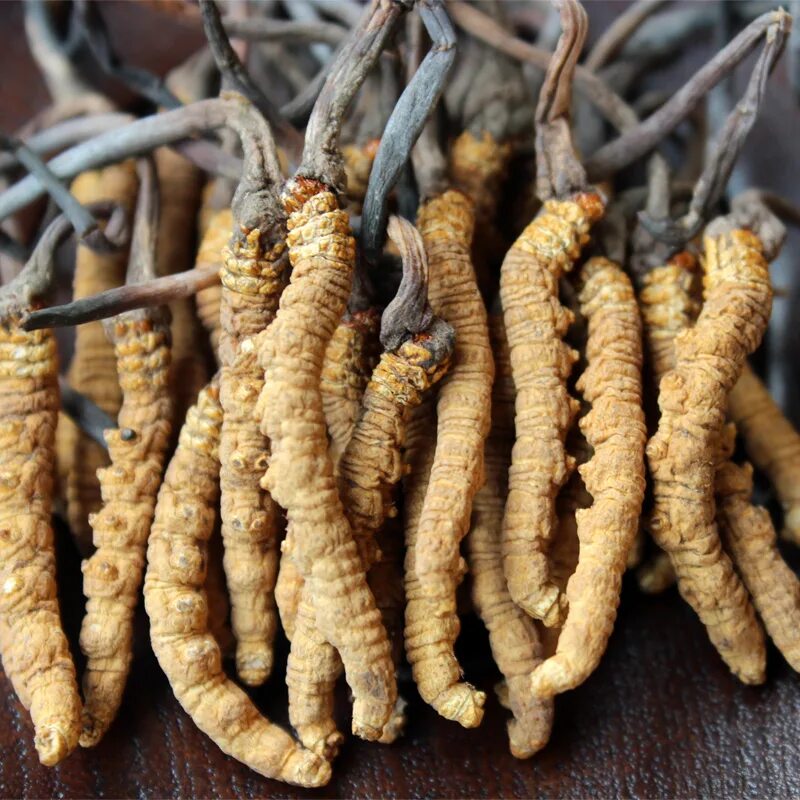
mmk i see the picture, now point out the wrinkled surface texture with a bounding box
[647,229,771,684]
[500,193,605,627]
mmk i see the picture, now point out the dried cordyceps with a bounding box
[194,204,232,363]
[286,216,454,756]
[716,428,800,672]
[144,381,330,787]
[531,257,646,697]
[729,364,800,546]
[467,312,553,758]
[0,318,82,766]
[646,219,772,683]
[216,103,287,689]
[79,311,172,746]
[342,139,380,212]
[56,162,138,554]
[500,0,606,627]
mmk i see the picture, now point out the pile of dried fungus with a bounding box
[0,0,798,786]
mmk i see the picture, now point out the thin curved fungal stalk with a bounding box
[79,158,174,747]
[639,17,789,245]
[143,381,331,787]
[716,429,800,672]
[530,258,646,698]
[500,0,606,627]
[361,0,457,263]
[467,312,553,758]
[57,161,138,555]
[256,0,409,741]
[646,206,777,684]
[217,104,286,689]
[729,364,800,546]
[59,378,117,450]
[287,217,455,756]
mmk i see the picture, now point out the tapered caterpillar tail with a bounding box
[195,206,231,364]
[0,320,82,766]
[499,192,606,627]
[57,162,138,555]
[729,364,800,546]
[258,184,396,741]
[468,314,553,758]
[289,325,455,756]
[531,258,646,697]
[404,404,486,728]
[414,191,494,584]
[219,227,286,687]
[647,228,770,684]
[79,315,172,747]
[716,431,800,673]
[144,381,330,787]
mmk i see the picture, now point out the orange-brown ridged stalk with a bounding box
[257,184,395,741]
[729,364,800,546]
[0,320,82,766]
[716,427,800,671]
[467,314,553,758]
[499,192,606,627]
[647,228,770,684]
[415,191,494,588]
[404,402,486,728]
[531,258,646,697]
[342,139,380,212]
[321,309,381,470]
[195,206,231,364]
[288,329,453,756]
[57,162,138,554]
[79,314,172,746]
[154,147,209,422]
[144,382,330,787]
[219,225,286,687]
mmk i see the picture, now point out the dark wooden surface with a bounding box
[0,3,799,798]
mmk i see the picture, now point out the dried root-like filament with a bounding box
[729,364,800,546]
[500,192,605,627]
[646,228,770,683]
[79,314,172,747]
[0,321,82,766]
[144,382,330,787]
[257,185,396,741]
[531,258,646,697]
[467,314,553,758]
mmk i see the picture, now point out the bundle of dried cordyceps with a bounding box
[0,0,798,784]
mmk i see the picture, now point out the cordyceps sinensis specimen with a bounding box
[413,190,494,585]
[286,216,454,757]
[57,161,138,555]
[143,381,331,787]
[257,183,396,742]
[194,203,232,365]
[217,104,287,689]
[258,0,410,742]
[467,312,553,758]
[531,258,646,698]
[79,311,172,746]
[716,427,800,673]
[0,317,82,766]
[646,216,776,684]
[729,364,800,546]
[499,0,606,627]
[79,159,173,747]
